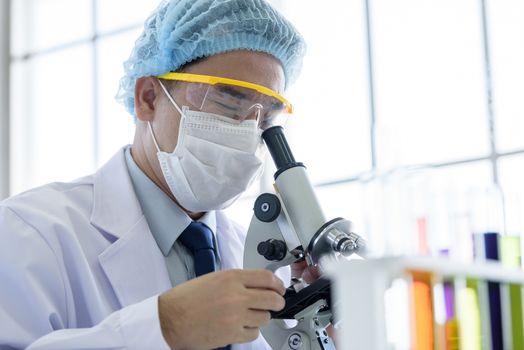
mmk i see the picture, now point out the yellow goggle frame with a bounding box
[157,72,293,114]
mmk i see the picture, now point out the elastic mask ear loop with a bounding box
[158,79,185,117]
[148,122,161,153]
[149,79,186,153]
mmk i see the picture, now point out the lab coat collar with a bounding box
[91,147,171,307]
[97,215,171,307]
[90,147,143,239]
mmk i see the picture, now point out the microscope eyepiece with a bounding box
[262,126,304,178]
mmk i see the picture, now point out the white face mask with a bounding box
[148,81,265,212]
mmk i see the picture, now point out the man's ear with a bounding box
[135,77,160,122]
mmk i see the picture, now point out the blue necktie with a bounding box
[178,222,217,277]
[178,222,231,350]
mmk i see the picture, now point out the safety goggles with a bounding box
[157,72,292,130]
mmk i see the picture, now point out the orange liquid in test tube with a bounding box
[410,272,434,350]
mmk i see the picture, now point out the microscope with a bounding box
[243,126,368,350]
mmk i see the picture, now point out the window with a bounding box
[489,0,524,152]
[371,0,489,167]
[9,0,524,252]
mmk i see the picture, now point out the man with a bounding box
[0,0,313,349]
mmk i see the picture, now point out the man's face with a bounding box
[151,50,286,154]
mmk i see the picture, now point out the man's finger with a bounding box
[291,260,308,278]
[240,327,261,343]
[244,310,271,328]
[245,289,285,311]
[240,269,286,295]
[302,266,321,284]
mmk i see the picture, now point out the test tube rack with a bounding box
[327,256,524,350]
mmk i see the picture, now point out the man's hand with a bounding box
[291,260,320,283]
[158,269,285,350]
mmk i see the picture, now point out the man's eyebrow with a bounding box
[216,85,248,99]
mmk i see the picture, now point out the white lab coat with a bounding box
[0,147,280,350]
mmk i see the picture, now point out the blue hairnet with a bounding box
[116,0,307,117]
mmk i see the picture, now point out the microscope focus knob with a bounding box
[257,239,287,261]
[254,193,281,222]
